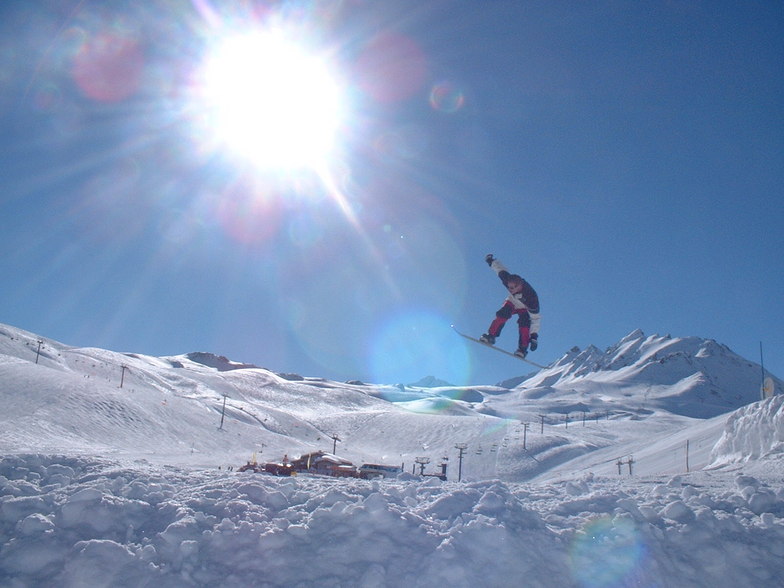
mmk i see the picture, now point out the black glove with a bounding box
[485,254,495,266]
[529,333,538,351]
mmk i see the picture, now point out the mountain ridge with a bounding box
[506,329,779,418]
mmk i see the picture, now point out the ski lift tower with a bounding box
[415,456,430,476]
[454,443,468,481]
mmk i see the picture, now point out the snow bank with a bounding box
[711,396,784,465]
[3,455,784,587]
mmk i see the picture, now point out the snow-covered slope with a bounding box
[2,322,784,587]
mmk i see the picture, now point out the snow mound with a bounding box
[3,455,784,587]
[711,395,784,465]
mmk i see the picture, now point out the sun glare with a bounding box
[198,30,344,170]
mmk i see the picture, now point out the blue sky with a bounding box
[1,1,782,386]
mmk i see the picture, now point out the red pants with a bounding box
[488,307,531,349]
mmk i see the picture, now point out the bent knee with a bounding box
[496,307,513,319]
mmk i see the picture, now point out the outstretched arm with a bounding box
[485,254,512,286]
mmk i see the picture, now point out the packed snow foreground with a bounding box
[1,324,784,587]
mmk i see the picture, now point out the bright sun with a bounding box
[198,30,344,170]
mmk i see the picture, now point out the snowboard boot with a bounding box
[514,348,528,359]
[479,334,496,345]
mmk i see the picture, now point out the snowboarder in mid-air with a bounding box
[479,254,541,358]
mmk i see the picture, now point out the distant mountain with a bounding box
[509,330,782,418]
[408,375,453,388]
[183,352,260,372]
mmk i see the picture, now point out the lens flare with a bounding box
[429,81,465,113]
[570,517,647,587]
[369,310,470,385]
[72,31,144,102]
[372,124,429,162]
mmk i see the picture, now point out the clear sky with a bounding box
[1,1,782,386]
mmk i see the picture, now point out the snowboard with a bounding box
[452,327,548,369]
